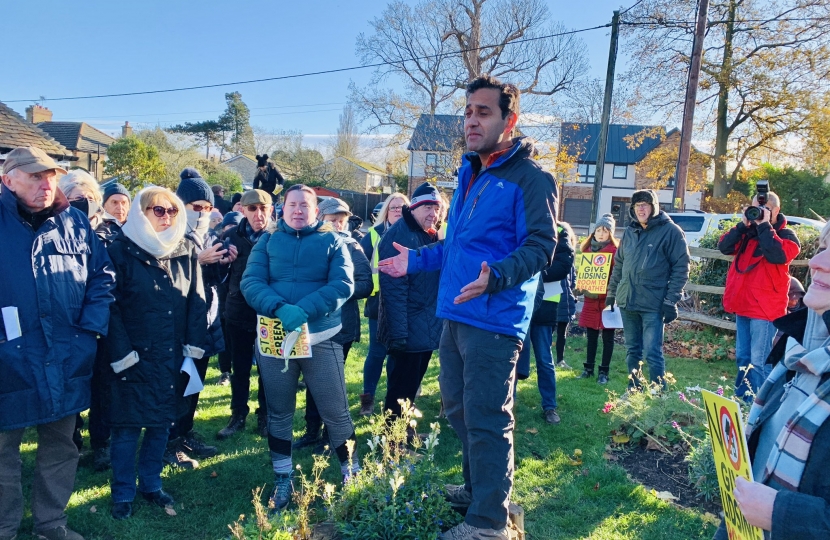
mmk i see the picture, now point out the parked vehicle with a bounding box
[372,202,383,222]
[668,212,824,247]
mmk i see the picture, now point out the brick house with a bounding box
[0,102,76,170]
[559,123,706,228]
[33,105,116,181]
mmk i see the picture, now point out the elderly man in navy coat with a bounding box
[0,147,115,540]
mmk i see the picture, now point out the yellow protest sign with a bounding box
[575,252,612,294]
[701,390,763,540]
[256,315,312,360]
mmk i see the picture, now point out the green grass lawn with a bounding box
[12,325,732,539]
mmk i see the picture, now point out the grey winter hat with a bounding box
[630,189,660,219]
[318,197,352,216]
[594,213,616,236]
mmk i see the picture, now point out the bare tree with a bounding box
[332,105,360,159]
[351,0,589,144]
[624,0,830,197]
[350,0,463,144]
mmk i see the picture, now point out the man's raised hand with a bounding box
[454,261,491,304]
[377,242,409,277]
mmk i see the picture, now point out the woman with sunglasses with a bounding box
[103,186,207,520]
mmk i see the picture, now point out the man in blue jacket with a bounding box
[0,147,115,540]
[379,76,558,540]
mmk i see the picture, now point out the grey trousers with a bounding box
[0,414,80,535]
[439,320,520,530]
[258,339,355,458]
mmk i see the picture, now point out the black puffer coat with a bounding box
[222,218,271,328]
[187,229,225,357]
[532,225,575,326]
[377,208,441,353]
[332,233,373,345]
[103,236,207,428]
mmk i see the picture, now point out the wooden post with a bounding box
[672,0,709,211]
[590,11,620,228]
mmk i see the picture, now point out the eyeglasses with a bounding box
[634,203,651,210]
[245,204,270,213]
[148,206,179,217]
[190,203,213,212]
[389,206,403,212]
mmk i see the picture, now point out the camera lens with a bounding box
[744,206,762,221]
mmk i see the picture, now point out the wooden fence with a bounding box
[679,247,809,331]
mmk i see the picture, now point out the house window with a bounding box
[577,163,596,183]
[612,164,627,179]
[425,153,438,166]
[666,175,675,187]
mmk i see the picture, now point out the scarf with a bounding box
[747,309,830,490]
[245,221,267,244]
[591,239,611,252]
[186,208,211,238]
[121,188,187,258]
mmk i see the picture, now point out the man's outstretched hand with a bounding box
[377,242,410,277]
[454,261,491,305]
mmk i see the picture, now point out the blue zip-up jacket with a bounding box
[0,187,115,430]
[241,220,354,336]
[408,138,558,339]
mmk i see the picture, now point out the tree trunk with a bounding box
[712,0,737,199]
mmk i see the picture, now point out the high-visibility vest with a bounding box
[543,225,565,303]
[369,226,381,296]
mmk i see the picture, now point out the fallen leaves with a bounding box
[165,506,177,516]
[525,428,538,435]
[651,489,678,502]
[210,471,218,478]
[612,433,630,444]
[89,505,97,513]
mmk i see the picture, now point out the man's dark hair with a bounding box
[466,75,520,119]
[284,183,317,200]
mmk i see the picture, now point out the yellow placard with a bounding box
[256,315,312,359]
[575,252,613,294]
[701,390,764,540]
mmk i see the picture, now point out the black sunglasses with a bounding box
[148,206,179,217]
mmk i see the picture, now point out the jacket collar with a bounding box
[0,183,70,221]
[278,219,334,236]
[629,210,670,231]
[462,137,534,175]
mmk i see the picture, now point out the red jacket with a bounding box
[578,241,617,330]
[718,216,800,321]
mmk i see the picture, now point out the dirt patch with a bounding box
[617,443,722,515]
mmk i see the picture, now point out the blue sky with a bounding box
[3,0,631,140]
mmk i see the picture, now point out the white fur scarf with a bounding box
[121,188,187,258]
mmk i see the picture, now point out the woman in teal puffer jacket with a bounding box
[241,184,355,512]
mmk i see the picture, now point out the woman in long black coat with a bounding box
[103,187,207,520]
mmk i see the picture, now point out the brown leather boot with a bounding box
[359,393,374,416]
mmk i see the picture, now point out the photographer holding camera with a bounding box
[718,182,800,401]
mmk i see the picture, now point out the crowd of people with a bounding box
[0,73,826,540]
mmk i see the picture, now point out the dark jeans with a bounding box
[305,341,353,431]
[217,316,232,374]
[620,308,666,389]
[110,426,170,503]
[227,321,266,417]
[0,414,79,535]
[385,350,433,419]
[439,320,519,531]
[555,321,568,362]
[169,355,209,440]
[585,328,615,375]
[362,318,395,396]
[515,324,557,410]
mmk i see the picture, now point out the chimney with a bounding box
[121,121,133,138]
[25,104,53,124]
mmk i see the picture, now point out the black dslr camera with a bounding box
[744,180,770,222]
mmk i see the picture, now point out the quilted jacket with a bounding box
[0,187,115,430]
[378,208,441,353]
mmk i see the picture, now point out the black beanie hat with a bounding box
[102,182,131,204]
[409,182,441,210]
[176,168,214,206]
[230,192,242,205]
[630,189,660,219]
